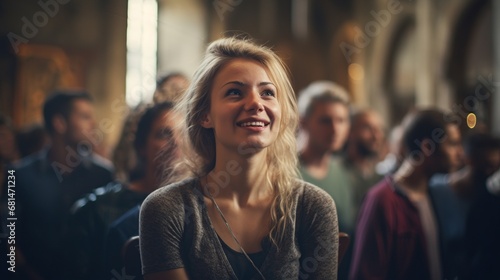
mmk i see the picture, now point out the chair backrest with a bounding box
[338,232,350,264]
[123,235,142,280]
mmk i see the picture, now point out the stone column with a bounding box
[415,0,435,107]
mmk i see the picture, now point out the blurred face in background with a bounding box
[146,110,181,171]
[433,124,463,173]
[302,101,350,153]
[351,111,386,158]
[64,99,97,151]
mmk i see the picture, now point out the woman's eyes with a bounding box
[226,89,242,96]
[261,90,275,97]
[225,89,276,97]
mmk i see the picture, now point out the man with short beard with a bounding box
[344,109,387,223]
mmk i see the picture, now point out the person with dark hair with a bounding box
[350,109,463,280]
[13,90,114,280]
[430,132,500,280]
[461,133,500,280]
[112,73,188,182]
[66,102,181,280]
[112,103,149,182]
[16,124,49,158]
[42,90,92,133]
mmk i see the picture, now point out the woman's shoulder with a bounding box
[292,178,335,204]
[291,179,337,217]
[142,177,201,208]
[152,177,198,194]
[292,179,338,236]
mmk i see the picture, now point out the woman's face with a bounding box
[145,110,180,169]
[202,58,281,154]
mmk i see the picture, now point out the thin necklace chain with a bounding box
[206,189,266,280]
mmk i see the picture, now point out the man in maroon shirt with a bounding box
[349,109,463,280]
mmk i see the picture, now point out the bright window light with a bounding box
[126,0,158,107]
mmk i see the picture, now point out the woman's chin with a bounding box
[236,139,269,156]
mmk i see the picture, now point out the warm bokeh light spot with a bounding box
[348,63,364,81]
[467,113,477,129]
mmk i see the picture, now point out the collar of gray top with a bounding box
[206,188,266,280]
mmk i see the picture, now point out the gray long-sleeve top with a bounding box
[140,178,339,280]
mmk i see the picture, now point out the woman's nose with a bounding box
[244,91,264,112]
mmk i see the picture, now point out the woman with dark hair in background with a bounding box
[67,102,181,279]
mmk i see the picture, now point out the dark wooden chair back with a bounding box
[123,235,142,280]
[339,232,350,264]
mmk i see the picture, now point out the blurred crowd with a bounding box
[1,72,499,280]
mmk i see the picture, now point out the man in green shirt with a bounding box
[297,81,354,234]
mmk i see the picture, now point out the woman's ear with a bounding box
[200,114,213,128]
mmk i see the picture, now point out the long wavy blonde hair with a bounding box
[174,37,299,246]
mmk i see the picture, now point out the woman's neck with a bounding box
[206,149,272,207]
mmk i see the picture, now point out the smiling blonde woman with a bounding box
[140,37,339,280]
